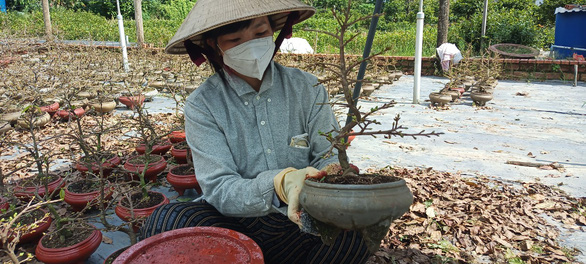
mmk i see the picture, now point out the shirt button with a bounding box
[266,149,272,154]
[256,96,260,100]
[267,98,271,102]
[260,121,266,126]
[244,102,249,105]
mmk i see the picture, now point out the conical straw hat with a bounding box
[165,0,315,54]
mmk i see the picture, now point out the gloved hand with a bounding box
[274,166,320,226]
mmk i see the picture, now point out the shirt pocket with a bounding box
[286,145,311,168]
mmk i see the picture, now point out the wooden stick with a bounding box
[505,160,564,169]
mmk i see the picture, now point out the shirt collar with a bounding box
[225,61,275,97]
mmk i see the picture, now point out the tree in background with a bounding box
[41,0,52,40]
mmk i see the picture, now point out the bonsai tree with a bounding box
[298,0,443,252]
[306,0,442,178]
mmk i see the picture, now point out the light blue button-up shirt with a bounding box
[184,61,339,217]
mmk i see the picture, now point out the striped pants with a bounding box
[140,201,371,264]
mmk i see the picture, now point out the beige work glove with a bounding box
[274,166,320,226]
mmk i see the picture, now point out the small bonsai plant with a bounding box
[299,0,443,252]
[115,96,169,234]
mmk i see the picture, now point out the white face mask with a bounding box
[220,36,275,80]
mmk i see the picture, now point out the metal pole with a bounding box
[345,0,384,127]
[413,0,424,104]
[117,0,130,72]
[480,0,489,50]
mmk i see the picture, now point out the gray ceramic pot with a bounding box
[299,177,413,230]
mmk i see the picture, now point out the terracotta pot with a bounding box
[14,176,65,201]
[123,154,167,183]
[55,107,85,121]
[118,95,145,109]
[135,140,172,155]
[75,154,122,177]
[429,92,452,106]
[16,111,51,129]
[36,225,102,264]
[170,146,188,164]
[89,100,117,113]
[113,227,263,264]
[64,180,114,212]
[470,92,493,106]
[168,130,186,143]
[10,209,52,245]
[40,102,59,116]
[299,176,413,230]
[167,165,201,196]
[115,191,170,232]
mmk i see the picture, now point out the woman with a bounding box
[141,0,370,263]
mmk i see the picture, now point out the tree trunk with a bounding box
[42,0,52,41]
[134,0,145,48]
[436,0,450,48]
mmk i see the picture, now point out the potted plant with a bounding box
[170,140,189,164]
[167,151,201,196]
[117,101,169,232]
[298,1,442,252]
[0,200,56,263]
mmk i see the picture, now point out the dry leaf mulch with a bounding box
[366,167,585,264]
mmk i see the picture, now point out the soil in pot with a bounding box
[4,208,52,245]
[119,191,166,210]
[14,174,64,200]
[135,139,172,155]
[64,179,113,212]
[36,223,102,264]
[76,153,121,177]
[124,154,167,183]
[312,173,402,185]
[115,191,169,232]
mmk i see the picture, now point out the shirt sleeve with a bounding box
[184,92,280,217]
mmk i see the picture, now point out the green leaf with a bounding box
[59,189,65,200]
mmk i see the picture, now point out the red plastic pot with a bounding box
[118,95,145,109]
[36,225,102,264]
[14,176,65,201]
[40,102,59,116]
[9,209,52,245]
[64,180,114,212]
[170,146,188,164]
[168,130,186,143]
[450,86,466,95]
[75,155,122,177]
[114,191,169,232]
[167,165,201,196]
[123,154,167,183]
[113,227,264,264]
[55,107,85,121]
[135,140,172,155]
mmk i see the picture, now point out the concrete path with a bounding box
[85,75,586,263]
